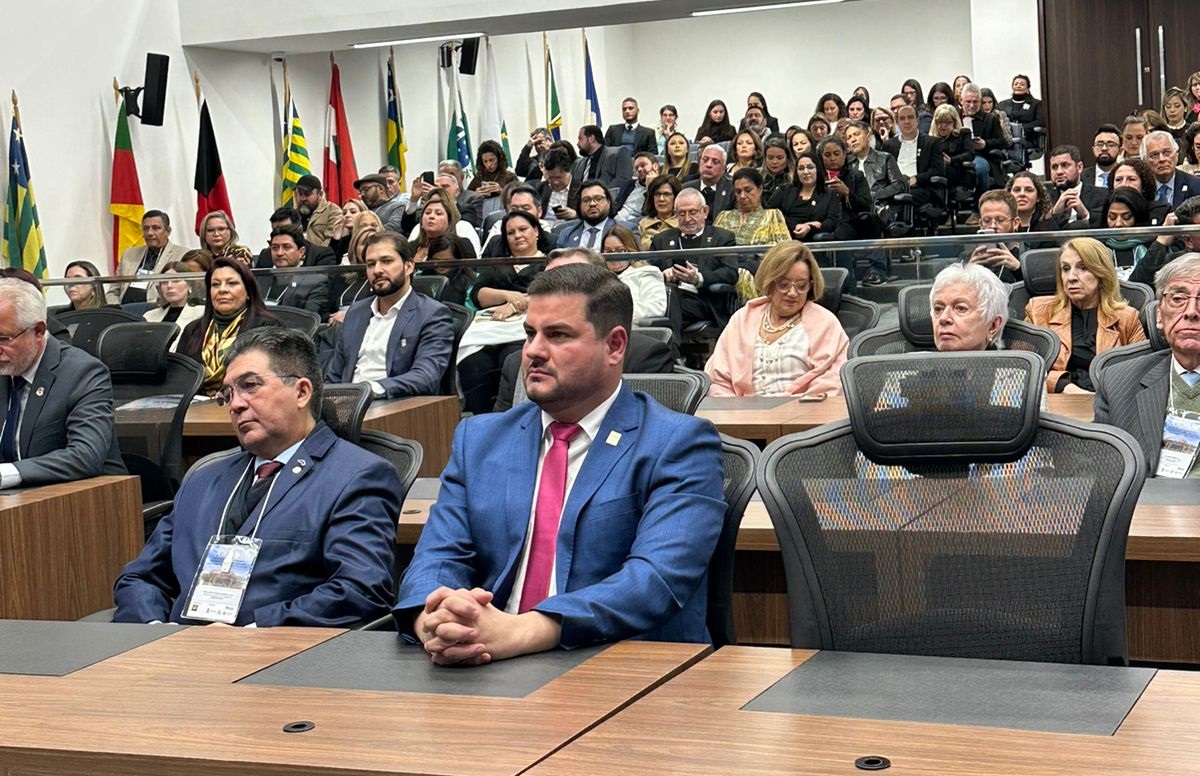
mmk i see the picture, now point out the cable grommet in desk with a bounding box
[283,721,315,733]
[855,755,891,770]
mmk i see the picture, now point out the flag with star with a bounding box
[386,47,408,193]
[3,112,48,279]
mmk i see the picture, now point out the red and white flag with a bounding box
[323,56,359,205]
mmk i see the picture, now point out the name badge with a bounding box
[1157,411,1200,479]
[183,535,262,624]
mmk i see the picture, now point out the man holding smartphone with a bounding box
[649,188,738,328]
[965,190,1022,283]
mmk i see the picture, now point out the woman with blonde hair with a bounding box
[1024,237,1146,393]
[198,210,253,265]
[705,241,848,397]
[663,131,693,180]
[329,197,366,260]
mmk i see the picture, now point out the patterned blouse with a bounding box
[714,207,790,247]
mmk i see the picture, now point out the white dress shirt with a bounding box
[352,287,412,396]
[897,137,919,178]
[0,345,47,489]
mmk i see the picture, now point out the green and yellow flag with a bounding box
[544,33,563,141]
[109,95,145,270]
[3,100,48,279]
[386,48,408,193]
[280,68,311,207]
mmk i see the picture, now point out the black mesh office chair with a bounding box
[57,307,143,357]
[818,268,883,340]
[758,351,1145,665]
[440,302,473,398]
[320,383,373,443]
[270,305,321,337]
[412,275,449,301]
[708,434,758,648]
[357,431,423,495]
[633,326,673,345]
[1008,248,1155,320]
[849,283,1061,370]
[1089,301,1167,386]
[625,366,710,415]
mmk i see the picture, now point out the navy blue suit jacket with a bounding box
[1170,170,1200,208]
[113,423,402,626]
[324,290,454,398]
[395,385,725,646]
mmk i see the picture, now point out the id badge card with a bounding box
[184,535,262,624]
[130,267,152,291]
[1156,411,1200,479]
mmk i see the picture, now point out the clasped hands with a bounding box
[415,586,559,667]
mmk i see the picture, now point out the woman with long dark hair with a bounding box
[695,99,736,144]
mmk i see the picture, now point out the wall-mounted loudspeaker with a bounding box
[459,38,480,75]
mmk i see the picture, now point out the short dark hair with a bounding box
[580,125,604,144]
[1176,195,1200,223]
[271,206,301,225]
[1105,187,1151,226]
[1049,144,1082,163]
[142,209,170,228]
[633,151,658,165]
[362,230,413,260]
[1094,123,1122,139]
[527,262,632,339]
[542,147,573,173]
[578,179,611,205]
[731,167,763,189]
[507,184,539,205]
[269,224,305,249]
[224,327,323,421]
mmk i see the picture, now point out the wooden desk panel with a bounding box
[182,396,458,478]
[526,646,1200,776]
[0,476,141,620]
[0,626,707,776]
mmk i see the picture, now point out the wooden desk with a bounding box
[181,396,459,477]
[699,393,1094,444]
[526,646,1200,776]
[0,476,141,619]
[0,625,707,776]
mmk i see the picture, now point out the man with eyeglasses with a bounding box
[964,190,1023,283]
[682,145,735,223]
[649,187,738,327]
[1142,131,1200,209]
[114,327,401,626]
[1084,124,1122,189]
[1095,253,1200,476]
[555,181,630,251]
[108,210,187,305]
[0,278,124,490]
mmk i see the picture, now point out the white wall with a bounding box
[0,0,1039,298]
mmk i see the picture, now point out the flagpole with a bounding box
[10,91,20,131]
[112,77,121,105]
[543,32,549,129]
[192,71,202,106]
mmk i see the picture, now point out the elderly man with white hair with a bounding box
[930,262,1010,351]
[958,82,1010,198]
[682,144,735,222]
[649,187,738,327]
[1141,130,1200,208]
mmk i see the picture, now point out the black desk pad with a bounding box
[698,396,801,411]
[240,630,606,697]
[0,621,175,676]
[742,651,1155,735]
[1136,477,1200,505]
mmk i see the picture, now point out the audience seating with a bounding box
[412,275,448,301]
[320,383,373,444]
[757,350,1145,664]
[624,366,709,415]
[1088,300,1167,387]
[817,268,882,339]
[1008,248,1155,320]
[56,307,143,357]
[357,431,423,495]
[708,434,758,647]
[121,302,156,317]
[270,305,321,337]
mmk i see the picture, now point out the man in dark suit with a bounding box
[0,279,124,489]
[959,83,1010,195]
[1143,131,1200,209]
[258,225,332,320]
[396,263,723,664]
[1095,253,1200,475]
[254,207,337,270]
[114,327,402,626]
[1131,197,1200,286]
[682,144,735,223]
[536,147,581,223]
[325,232,454,398]
[603,98,657,155]
[882,104,946,224]
[554,180,632,251]
[1083,124,1122,190]
[650,188,738,327]
[573,125,632,188]
[1046,145,1108,228]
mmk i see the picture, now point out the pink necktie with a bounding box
[519,421,581,613]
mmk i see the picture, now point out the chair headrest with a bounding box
[817,268,847,312]
[1020,249,1059,296]
[841,351,1043,465]
[896,284,935,347]
[98,323,175,381]
[1142,300,1169,351]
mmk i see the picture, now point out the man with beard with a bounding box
[324,231,453,398]
[1084,125,1122,188]
[1045,145,1107,227]
[292,175,343,247]
[253,208,337,269]
[555,180,628,250]
[354,173,406,232]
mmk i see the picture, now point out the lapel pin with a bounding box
[292,465,302,474]
[606,431,621,446]
[35,387,43,397]
[669,239,676,247]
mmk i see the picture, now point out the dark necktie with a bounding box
[626,124,633,132]
[702,186,716,208]
[1,376,25,462]
[230,461,283,533]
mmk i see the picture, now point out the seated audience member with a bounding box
[846,95,869,123]
[1094,253,1200,476]
[649,188,738,327]
[55,261,107,313]
[705,241,848,398]
[927,81,955,112]
[180,257,281,397]
[656,104,679,155]
[409,189,481,259]
[601,226,667,320]
[882,104,945,222]
[747,91,780,133]
[494,248,674,411]
[930,262,1009,352]
[259,224,332,319]
[728,130,763,174]
[807,114,832,142]
[0,278,125,488]
[329,211,383,323]
[1143,130,1200,208]
[555,180,621,251]
[421,234,475,307]
[695,99,736,144]
[683,144,735,223]
[1,268,70,344]
[437,161,484,229]
[396,261,724,663]
[846,120,906,285]
[325,232,453,398]
[790,128,816,158]
[292,175,343,248]
[901,78,933,133]
[572,125,632,188]
[1120,114,1149,161]
[931,104,975,198]
[329,198,365,261]
[742,106,769,139]
[376,165,409,229]
[604,98,658,154]
[871,106,897,144]
[354,173,405,233]
[613,152,659,230]
[1131,196,1200,285]
[481,185,550,254]
[769,151,844,242]
[662,132,693,181]
[144,262,204,347]
[514,127,554,180]
[959,83,1010,197]
[199,210,253,266]
[817,93,847,124]
[252,207,338,269]
[713,168,789,268]
[109,210,187,304]
[468,140,519,206]
[458,211,546,414]
[759,136,792,199]
[1007,172,1054,233]
[1107,157,1171,225]
[1101,188,1155,272]
[638,174,681,251]
[965,190,1023,283]
[1161,87,1192,141]
[979,88,1014,146]
[1189,72,1200,121]
[1086,124,1122,188]
[996,74,1046,141]
[1179,124,1200,176]
[1025,237,1146,394]
[538,147,580,222]
[114,327,401,626]
[1046,145,1107,227]
[952,75,972,105]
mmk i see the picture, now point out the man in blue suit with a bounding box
[396,263,725,666]
[114,328,401,627]
[1144,131,1200,209]
[553,180,638,251]
[324,232,454,398]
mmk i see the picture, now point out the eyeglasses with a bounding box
[0,327,30,348]
[1146,150,1175,161]
[580,195,607,205]
[1161,291,1200,313]
[773,280,810,295]
[1093,141,1120,149]
[979,217,1012,228]
[215,372,301,407]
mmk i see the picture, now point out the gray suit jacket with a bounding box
[571,146,633,187]
[1093,348,1170,473]
[260,271,332,319]
[108,242,188,304]
[0,336,125,484]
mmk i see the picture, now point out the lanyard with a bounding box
[215,459,283,540]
